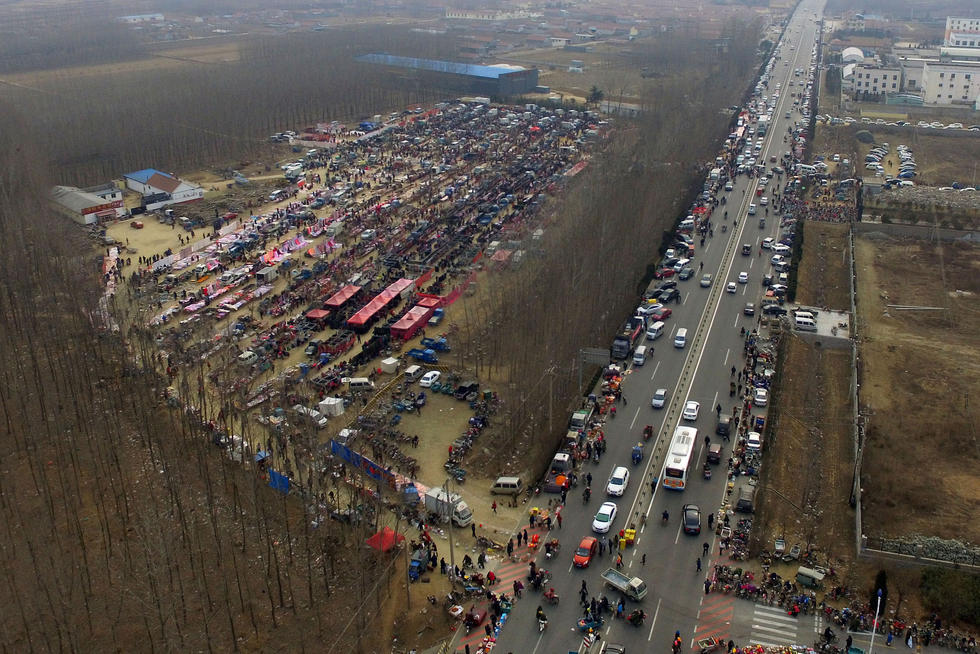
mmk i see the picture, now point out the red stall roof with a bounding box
[391,305,435,339]
[385,278,415,296]
[347,290,396,327]
[324,284,361,308]
[416,296,441,308]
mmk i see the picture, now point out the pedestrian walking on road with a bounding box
[492,501,497,514]
[622,394,627,406]
[522,529,528,545]
[703,542,709,556]
[705,579,711,594]
[598,540,605,556]
[616,554,624,570]
[696,557,702,572]
[507,539,514,557]
[708,513,715,529]
[557,513,563,529]
[478,553,486,569]
[545,516,552,530]
[471,523,476,538]
[642,553,646,566]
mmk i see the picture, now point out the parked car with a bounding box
[753,387,769,406]
[419,371,441,388]
[651,308,672,321]
[744,302,756,316]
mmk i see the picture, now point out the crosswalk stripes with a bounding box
[454,541,538,653]
[693,592,735,646]
[748,603,813,648]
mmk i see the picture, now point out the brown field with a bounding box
[752,223,855,573]
[794,221,851,309]
[855,235,980,544]
[0,39,244,89]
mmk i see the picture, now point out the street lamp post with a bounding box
[869,588,883,654]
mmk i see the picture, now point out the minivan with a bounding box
[633,345,648,366]
[346,377,375,392]
[646,321,666,341]
[404,365,423,382]
[795,316,817,332]
[674,328,688,348]
[491,476,523,496]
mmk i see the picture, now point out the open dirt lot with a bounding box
[813,124,980,186]
[855,235,980,544]
[794,221,851,310]
[753,220,855,575]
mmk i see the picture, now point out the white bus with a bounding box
[662,426,698,491]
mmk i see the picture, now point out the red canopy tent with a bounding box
[324,284,362,309]
[390,305,435,340]
[305,309,330,320]
[365,527,404,552]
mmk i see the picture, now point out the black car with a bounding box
[660,288,680,303]
[762,305,788,316]
[678,267,695,280]
[682,504,701,535]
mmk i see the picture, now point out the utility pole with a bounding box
[445,476,457,577]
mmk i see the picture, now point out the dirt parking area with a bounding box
[813,124,980,186]
[855,235,980,544]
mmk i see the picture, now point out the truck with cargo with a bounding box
[600,568,648,601]
[423,487,473,527]
[757,115,770,136]
[611,316,645,359]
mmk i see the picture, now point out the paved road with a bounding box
[486,3,826,653]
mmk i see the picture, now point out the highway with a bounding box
[490,2,825,653]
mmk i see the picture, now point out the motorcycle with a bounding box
[628,609,647,626]
[543,588,560,605]
[538,617,548,632]
[583,487,591,504]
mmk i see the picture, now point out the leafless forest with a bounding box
[0,9,762,651]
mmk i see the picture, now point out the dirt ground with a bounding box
[812,124,980,186]
[752,219,856,582]
[752,334,856,570]
[854,235,980,544]
[794,222,851,310]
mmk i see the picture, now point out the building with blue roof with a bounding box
[355,54,539,96]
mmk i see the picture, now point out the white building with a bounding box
[123,168,204,209]
[921,61,980,105]
[850,65,902,96]
[945,17,980,46]
[50,186,127,225]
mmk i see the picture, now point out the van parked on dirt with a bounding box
[491,476,523,496]
[404,365,423,382]
[346,377,375,392]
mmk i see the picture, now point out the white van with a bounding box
[346,377,375,392]
[633,345,648,366]
[794,310,815,322]
[238,350,258,366]
[674,328,688,348]
[491,476,524,496]
[404,365,423,382]
[646,321,665,341]
[795,316,817,332]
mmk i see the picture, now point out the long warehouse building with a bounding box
[355,53,539,96]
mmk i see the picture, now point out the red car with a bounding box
[573,537,599,568]
[652,308,672,321]
[654,268,676,279]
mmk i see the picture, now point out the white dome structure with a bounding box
[842,47,864,63]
